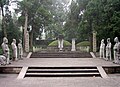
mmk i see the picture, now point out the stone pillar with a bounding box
[71,38,76,51]
[93,31,97,52]
[58,39,63,51]
[25,31,29,52]
[58,34,64,51]
[41,28,46,40]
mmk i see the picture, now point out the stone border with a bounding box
[17,67,28,79]
[97,66,108,78]
[26,52,32,58]
[90,52,96,58]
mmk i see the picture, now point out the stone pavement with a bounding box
[0,54,120,87]
[9,57,119,67]
[0,75,120,87]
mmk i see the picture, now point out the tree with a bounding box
[18,0,70,49]
[64,0,90,40]
[78,0,120,50]
[18,0,53,49]
[0,0,9,37]
[0,0,21,44]
[45,0,70,39]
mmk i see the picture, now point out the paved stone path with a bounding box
[0,55,120,87]
[9,57,118,67]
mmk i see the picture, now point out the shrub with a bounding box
[77,41,90,47]
[48,40,71,46]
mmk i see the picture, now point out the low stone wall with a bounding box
[47,46,71,52]
[76,46,90,52]
[33,46,71,52]
[33,46,42,52]
[0,67,22,74]
[33,46,90,52]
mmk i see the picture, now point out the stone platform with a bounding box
[30,51,92,58]
[0,52,120,87]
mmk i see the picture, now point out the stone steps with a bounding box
[30,52,92,58]
[25,73,100,77]
[24,66,101,77]
[27,69,98,73]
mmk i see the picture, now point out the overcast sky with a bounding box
[9,0,72,12]
[9,0,72,17]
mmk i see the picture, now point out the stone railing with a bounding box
[76,46,90,52]
[33,45,90,52]
[47,46,71,52]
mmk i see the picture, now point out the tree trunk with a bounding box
[88,19,93,52]
[30,28,33,51]
[1,6,7,37]
[89,33,93,52]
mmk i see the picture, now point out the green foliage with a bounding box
[17,0,71,49]
[79,0,120,41]
[18,0,54,48]
[65,0,120,49]
[64,0,90,40]
[45,0,69,39]
[64,1,78,39]
[48,40,71,46]
[18,0,53,28]
[7,21,22,43]
[77,41,90,46]
[0,48,2,54]
[16,0,120,50]
[0,0,10,37]
[0,0,22,42]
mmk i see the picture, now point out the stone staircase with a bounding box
[30,52,92,58]
[24,66,101,77]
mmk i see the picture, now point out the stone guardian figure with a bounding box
[1,37,10,64]
[0,55,6,65]
[113,37,120,64]
[106,38,112,61]
[18,39,23,60]
[100,39,105,58]
[11,39,18,61]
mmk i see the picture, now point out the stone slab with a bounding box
[26,52,32,58]
[97,66,108,78]
[17,67,28,79]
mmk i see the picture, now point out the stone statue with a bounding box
[18,39,23,60]
[1,37,10,64]
[0,55,6,65]
[58,34,64,51]
[100,39,105,58]
[41,28,46,40]
[113,37,120,64]
[11,39,18,61]
[106,38,112,61]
